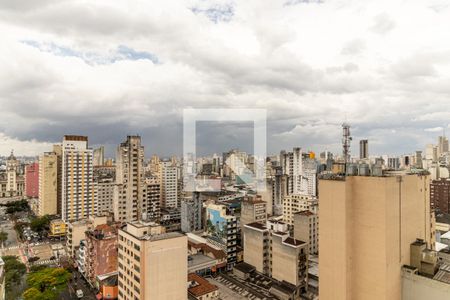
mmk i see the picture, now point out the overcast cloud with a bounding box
[1,0,450,157]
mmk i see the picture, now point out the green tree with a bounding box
[30,215,50,232]
[2,255,26,298]
[3,199,30,214]
[23,267,71,300]
[0,231,8,246]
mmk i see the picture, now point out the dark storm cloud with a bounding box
[1,0,450,157]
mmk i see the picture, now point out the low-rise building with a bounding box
[243,219,308,294]
[49,219,67,238]
[66,215,108,257]
[188,273,219,300]
[84,224,119,286]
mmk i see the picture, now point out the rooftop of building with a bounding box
[244,222,267,231]
[433,264,450,285]
[293,210,315,217]
[283,237,305,247]
[188,273,218,297]
[140,231,184,242]
[411,238,427,246]
[128,220,160,228]
[64,135,88,142]
[234,262,256,274]
[441,231,450,240]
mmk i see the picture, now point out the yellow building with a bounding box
[49,219,66,237]
[319,174,435,300]
[118,221,187,300]
[38,152,58,216]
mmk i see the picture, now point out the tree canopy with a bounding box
[23,267,71,300]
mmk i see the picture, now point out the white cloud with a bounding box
[0,0,450,156]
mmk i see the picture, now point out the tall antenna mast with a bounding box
[342,123,352,173]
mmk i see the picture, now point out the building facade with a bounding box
[0,151,25,198]
[205,203,237,270]
[118,221,187,300]
[243,220,308,293]
[294,210,318,255]
[61,136,94,221]
[181,193,202,233]
[38,152,58,216]
[84,224,118,285]
[319,174,435,300]
[145,177,161,221]
[431,178,450,214]
[160,160,179,208]
[282,194,318,226]
[25,162,39,198]
[94,176,115,216]
[113,136,146,222]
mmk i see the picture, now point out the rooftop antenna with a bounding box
[342,123,352,174]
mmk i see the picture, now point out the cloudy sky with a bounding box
[1,0,450,158]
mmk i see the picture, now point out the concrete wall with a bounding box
[142,235,187,300]
[402,269,450,300]
[319,175,433,300]
[243,226,265,273]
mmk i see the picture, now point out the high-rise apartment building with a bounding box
[359,139,369,159]
[118,221,187,300]
[181,193,202,233]
[93,146,105,166]
[38,152,58,216]
[61,135,94,221]
[160,159,179,208]
[25,162,39,198]
[438,136,449,156]
[113,136,145,222]
[205,203,238,270]
[145,177,161,221]
[294,210,318,255]
[0,151,25,198]
[282,194,318,226]
[281,148,317,197]
[319,174,435,300]
[94,176,115,215]
[430,178,450,214]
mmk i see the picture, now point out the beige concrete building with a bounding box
[118,221,187,300]
[243,220,308,292]
[94,176,115,215]
[319,174,435,300]
[66,215,108,257]
[114,136,146,222]
[38,152,58,216]
[294,210,318,255]
[282,194,318,226]
[240,195,267,244]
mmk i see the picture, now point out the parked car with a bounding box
[76,289,84,298]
